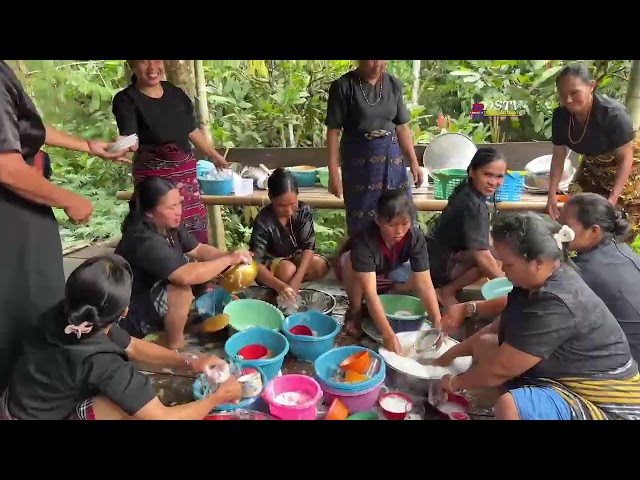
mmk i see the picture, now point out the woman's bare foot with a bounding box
[436,287,459,307]
[343,308,364,338]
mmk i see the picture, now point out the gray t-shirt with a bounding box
[499,264,635,380]
[573,240,640,364]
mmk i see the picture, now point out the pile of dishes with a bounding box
[523,154,576,194]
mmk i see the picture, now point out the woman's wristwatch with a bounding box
[464,301,477,318]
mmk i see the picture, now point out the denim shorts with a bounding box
[509,386,572,420]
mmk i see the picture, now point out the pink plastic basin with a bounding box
[262,374,322,420]
[318,378,384,414]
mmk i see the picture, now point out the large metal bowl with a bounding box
[421,132,477,178]
[240,286,336,315]
[381,331,472,397]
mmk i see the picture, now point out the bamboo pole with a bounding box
[625,60,640,130]
[194,59,226,250]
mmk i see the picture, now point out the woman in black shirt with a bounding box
[336,189,441,353]
[560,192,640,364]
[426,147,505,306]
[115,177,252,349]
[112,60,230,244]
[0,61,126,391]
[546,63,638,240]
[436,212,640,420]
[324,60,423,236]
[250,168,329,300]
[1,254,242,420]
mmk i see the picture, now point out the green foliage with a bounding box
[19,59,633,253]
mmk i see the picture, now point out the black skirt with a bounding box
[0,191,65,390]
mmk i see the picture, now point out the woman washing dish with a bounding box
[559,192,640,363]
[112,60,230,244]
[426,147,505,306]
[250,168,330,300]
[325,60,423,236]
[546,63,639,240]
[435,212,640,420]
[0,254,241,420]
[0,61,127,391]
[114,176,252,349]
[335,189,441,353]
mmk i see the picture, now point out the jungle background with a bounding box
[6,60,638,255]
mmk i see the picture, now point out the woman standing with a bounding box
[0,61,125,391]
[546,63,639,239]
[112,60,230,244]
[325,60,423,236]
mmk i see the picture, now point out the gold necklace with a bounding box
[567,98,593,145]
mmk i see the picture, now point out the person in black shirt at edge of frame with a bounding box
[0,60,130,392]
[425,147,505,307]
[559,192,640,364]
[546,63,639,240]
[335,189,441,354]
[0,254,242,420]
[249,168,330,301]
[433,212,640,420]
[114,176,253,350]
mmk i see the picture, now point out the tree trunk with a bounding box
[164,60,196,99]
[625,60,640,130]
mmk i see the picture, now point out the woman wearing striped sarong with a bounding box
[434,212,640,420]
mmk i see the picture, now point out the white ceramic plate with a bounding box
[107,134,138,153]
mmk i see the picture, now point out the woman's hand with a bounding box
[228,250,253,265]
[64,192,94,224]
[410,161,424,188]
[186,354,226,375]
[278,285,298,303]
[440,374,461,394]
[328,167,343,199]
[441,303,468,335]
[214,376,242,404]
[210,153,230,170]
[382,330,402,354]
[87,140,131,163]
[431,349,458,367]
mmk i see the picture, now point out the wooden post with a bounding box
[194,59,226,250]
[625,60,640,130]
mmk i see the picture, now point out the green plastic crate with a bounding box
[432,168,468,200]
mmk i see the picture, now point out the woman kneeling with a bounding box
[250,168,330,299]
[336,189,441,353]
[1,255,241,420]
[115,176,252,349]
[435,212,640,420]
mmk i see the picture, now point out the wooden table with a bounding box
[116,186,551,212]
[116,186,554,248]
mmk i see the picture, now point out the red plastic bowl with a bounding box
[289,325,313,336]
[237,344,268,360]
[379,392,413,420]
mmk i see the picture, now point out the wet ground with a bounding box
[136,277,498,420]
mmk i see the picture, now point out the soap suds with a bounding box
[273,391,312,406]
[379,332,472,379]
[393,309,414,317]
[380,394,412,413]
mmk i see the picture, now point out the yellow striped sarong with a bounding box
[519,362,640,420]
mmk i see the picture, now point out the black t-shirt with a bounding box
[573,240,640,363]
[324,71,410,136]
[249,201,316,263]
[551,92,636,156]
[429,181,491,253]
[349,224,430,275]
[114,217,200,297]
[7,302,157,420]
[112,81,198,154]
[498,265,635,380]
